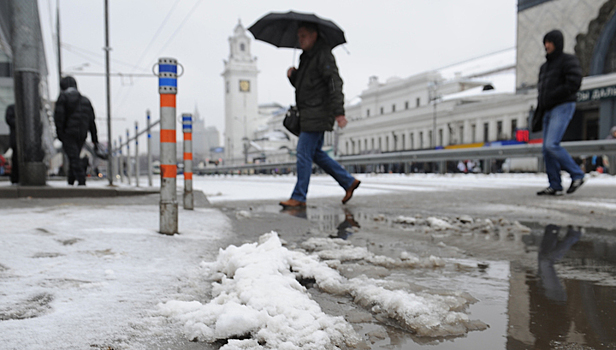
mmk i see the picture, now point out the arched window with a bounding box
[240,43,245,52]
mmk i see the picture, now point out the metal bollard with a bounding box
[112,140,118,182]
[157,57,179,234]
[183,113,194,210]
[147,110,153,187]
[126,129,132,185]
[135,121,140,187]
[119,136,125,183]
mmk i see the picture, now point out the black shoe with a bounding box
[537,187,563,196]
[567,178,584,194]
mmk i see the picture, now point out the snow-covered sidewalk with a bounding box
[0,202,231,349]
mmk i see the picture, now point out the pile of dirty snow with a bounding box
[160,233,487,348]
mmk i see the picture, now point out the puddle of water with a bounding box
[253,204,616,349]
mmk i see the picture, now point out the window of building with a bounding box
[497,121,503,140]
[459,126,464,144]
[410,133,414,149]
[472,124,476,143]
[438,129,443,146]
[380,107,384,115]
[366,109,370,117]
[429,130,433,148]
[364,139,367,151]
[405,101,409,110]
[379,137,382,151]
[371,138,375,150]
[416,97,420,107]
[419,132,423,149]
[345,142,349,155]
[392,104,396,112]
[511,119,517,139]
[240,43,245,51]
[402,134,406,149]
[0,62,12,77]
[352,140,355,154]
[483,123,489,142]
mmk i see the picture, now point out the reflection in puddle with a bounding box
[510,224,616,350]
[258,204,616,348]
[331,209,361,240]
[280,206,307,219]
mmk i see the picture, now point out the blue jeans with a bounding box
[542,102,584,190]
[291,131,356,202]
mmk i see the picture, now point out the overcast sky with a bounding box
[37,0,517,146]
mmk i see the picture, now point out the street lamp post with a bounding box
[428,80,440,149]
[104,0,113,185]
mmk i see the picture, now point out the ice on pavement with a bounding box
[161,232,487,349]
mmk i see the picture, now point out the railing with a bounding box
[195,139,616,175]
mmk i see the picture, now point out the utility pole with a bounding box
[104,0,113,185]
[56,2,61,82]
[11,0,46,185]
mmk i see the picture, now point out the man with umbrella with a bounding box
[251,14,359,207]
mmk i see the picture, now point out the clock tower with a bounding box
[222,20,259,164]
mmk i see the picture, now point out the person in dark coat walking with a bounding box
[53,76,99,186]
[4,104,18,184]
[279,22,360,208]
[532,30,585,196]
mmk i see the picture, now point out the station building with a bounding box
[337,0,616,158]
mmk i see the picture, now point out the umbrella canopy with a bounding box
[248,11,346,49]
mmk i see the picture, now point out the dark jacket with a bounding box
[5,104,15,148]
[532,30,582,132]
[54,76,98,144]
[288,38,344,132]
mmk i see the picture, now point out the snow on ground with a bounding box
[2,172,614,349]
[160,232,487,349]
[0,203,231,350]
[181,172,616,204]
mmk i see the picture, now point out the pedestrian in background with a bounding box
[607,126,616,139]
[532,30,585,196]
[53,76,99,186]
[4,104,18,184]
[279,22,360,208]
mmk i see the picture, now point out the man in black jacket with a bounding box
[533,30,585,196]
[54,76,99,186]
[279,22,360,208]
[4,104,18,184]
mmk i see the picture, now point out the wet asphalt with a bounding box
[216,184,616,350]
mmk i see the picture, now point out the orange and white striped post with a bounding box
[157,57,179,234]
[182,113,193,210]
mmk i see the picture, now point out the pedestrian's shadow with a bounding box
[538,224,582,302]
[330,208,360,240]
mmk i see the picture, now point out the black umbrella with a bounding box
[248,11,346,49]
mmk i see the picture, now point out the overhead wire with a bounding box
[62,42,149,72]
[111,0,182,116]
[113,0,204,117]
[154,0,204,57]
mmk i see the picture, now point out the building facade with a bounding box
[337,0,616,162]
[339,50,536,159]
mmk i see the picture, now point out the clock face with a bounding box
[239,80,250,92]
